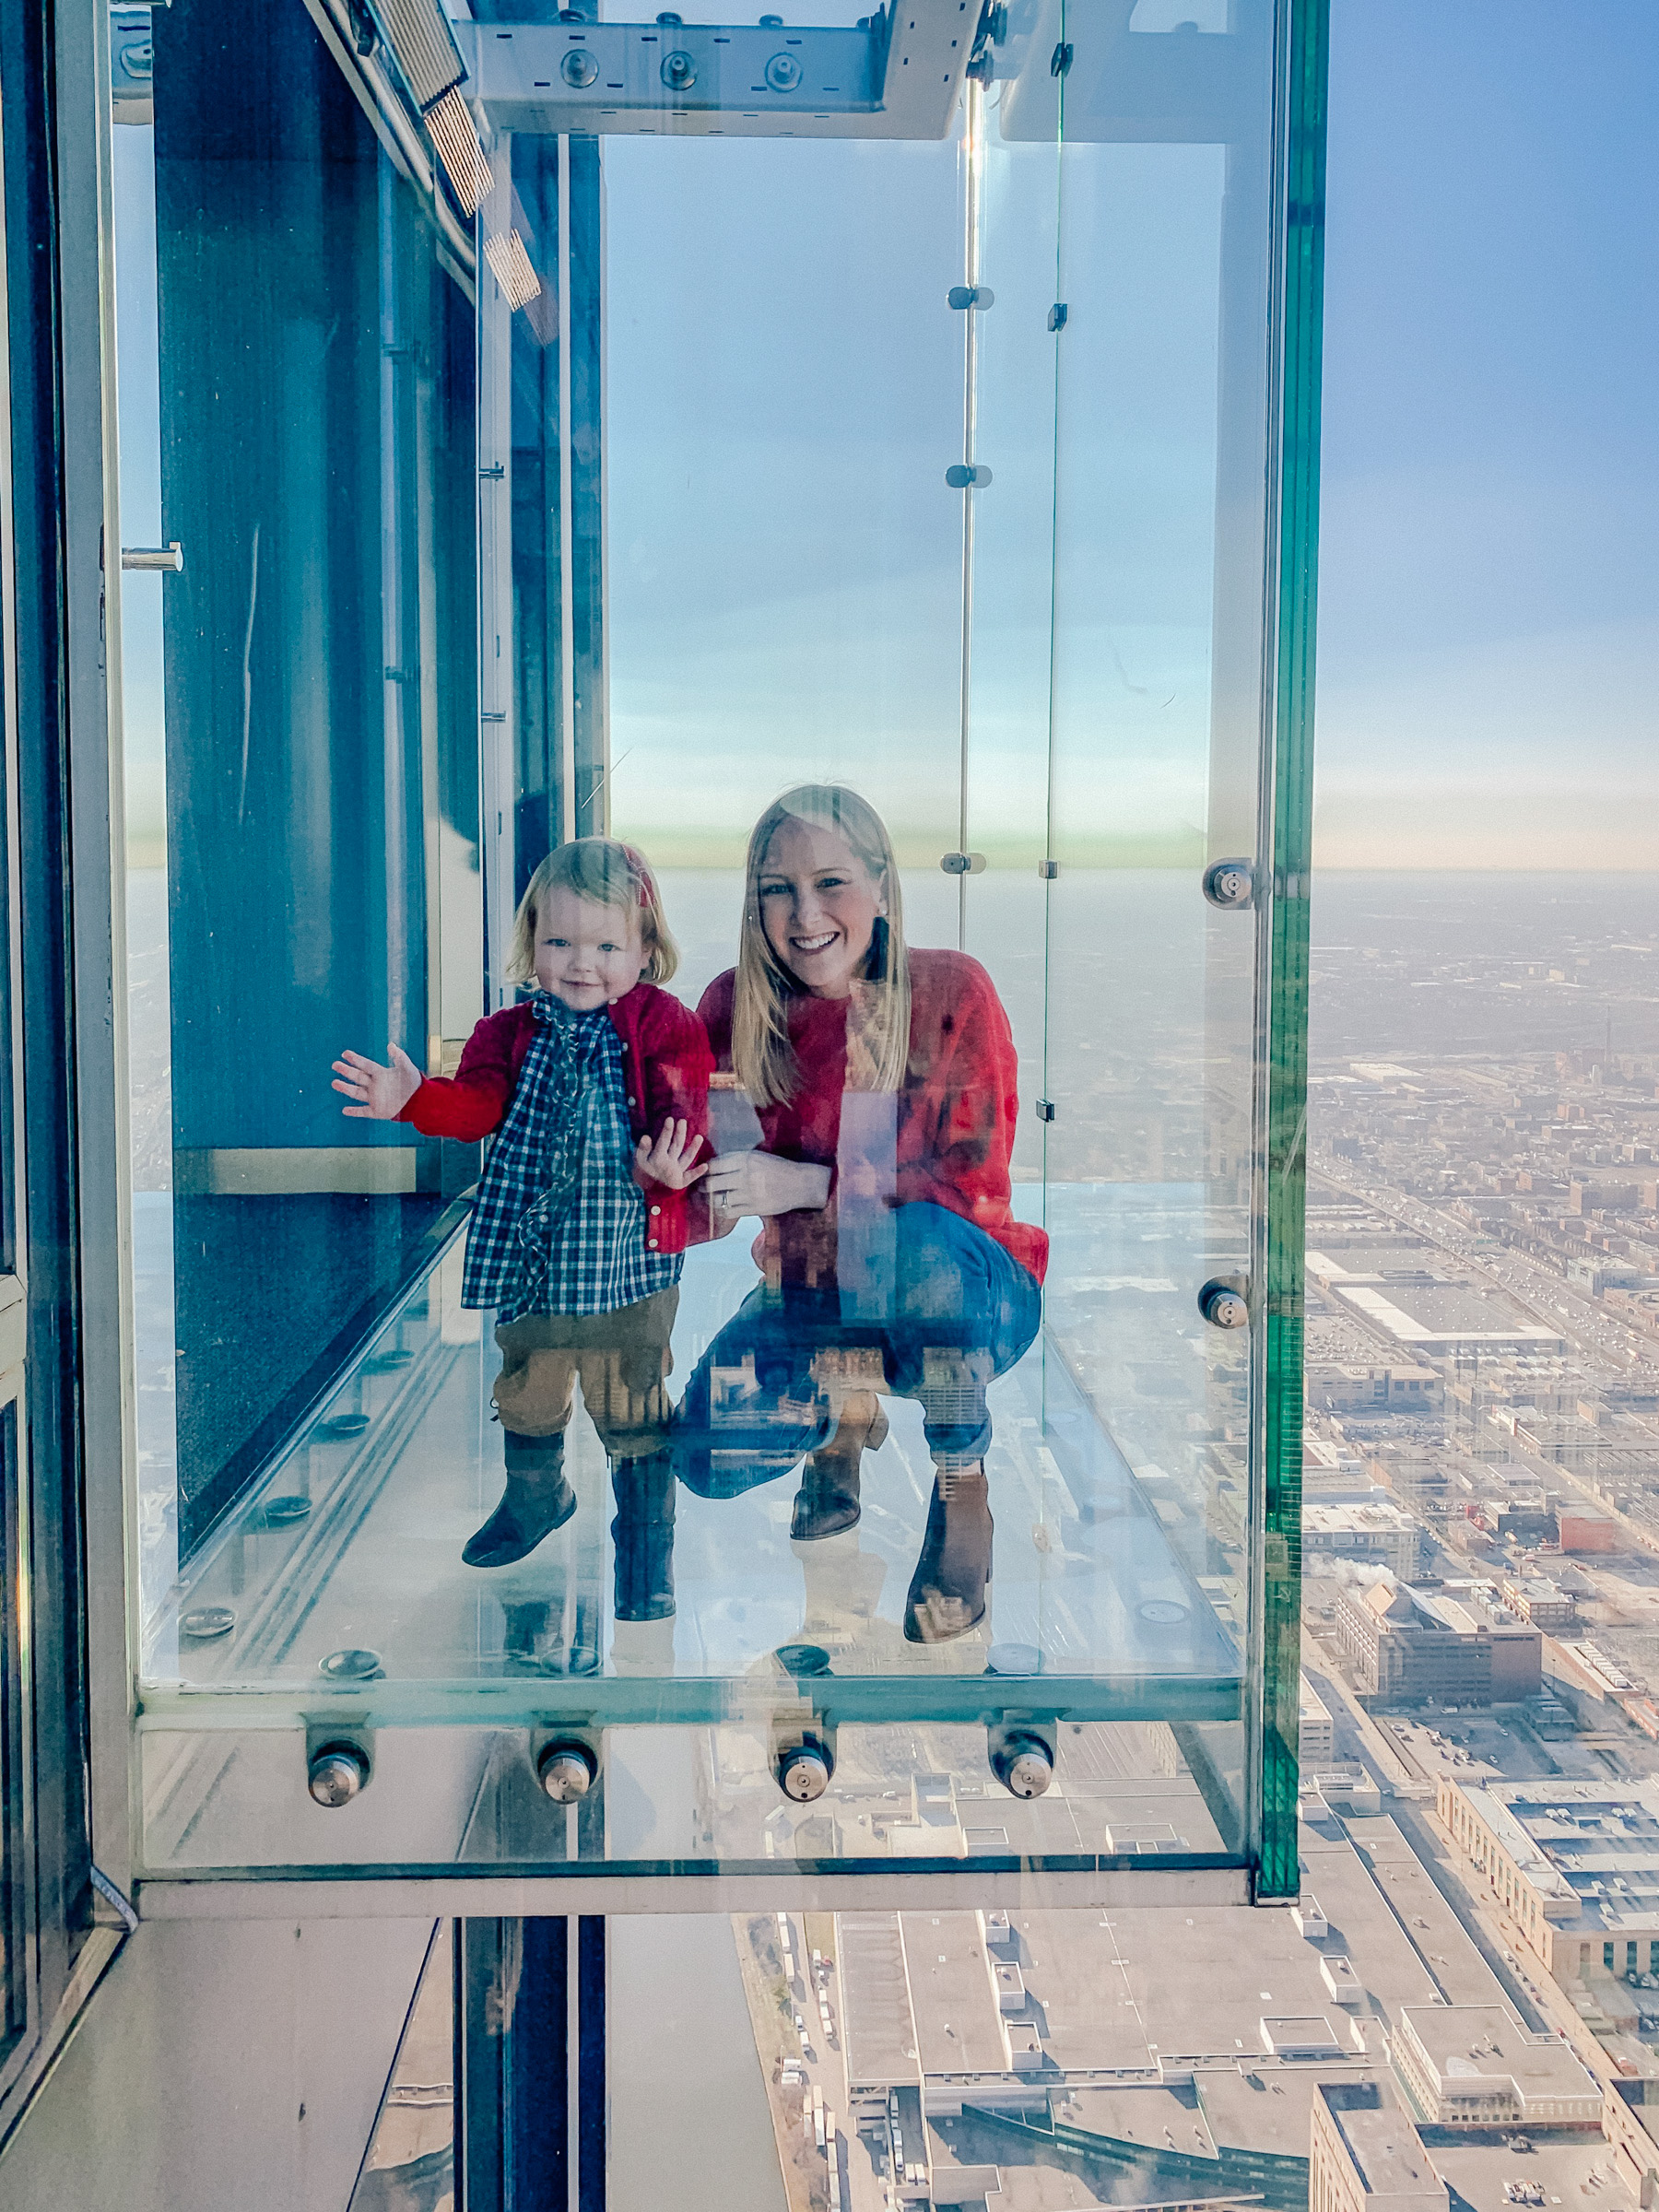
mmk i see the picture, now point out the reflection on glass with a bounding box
[112,0,1306,1887]
[0,1408,19,2062]
[349,1921,453,2212]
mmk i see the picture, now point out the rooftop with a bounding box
[1398,2005,1600,2108]
[1450,1779,1659,1933]
[1317,2084,1446,2206]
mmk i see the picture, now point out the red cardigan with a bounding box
[398,984,713,1254]
[698,948,1048,1288]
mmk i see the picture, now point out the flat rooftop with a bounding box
[1335,2104,1444,2202]
[1400,2004,1599,2104]
[1453,1779,1659,1930]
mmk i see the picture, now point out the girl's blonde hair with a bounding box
[504,837,679,988]
[733,784,911,1107]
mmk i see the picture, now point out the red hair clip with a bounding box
[620,841,654,908]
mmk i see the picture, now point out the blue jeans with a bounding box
[673,1202,1041,1498]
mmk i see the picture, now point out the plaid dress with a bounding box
[461,994,682,1320]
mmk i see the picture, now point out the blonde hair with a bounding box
[504,838,678,988]
[733,785,911,1107]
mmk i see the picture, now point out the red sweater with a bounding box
[698,948,1047,1288]
[398,984,713,1254]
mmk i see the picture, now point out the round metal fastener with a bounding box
[992,1731,1053,1799]
[537,1741,597,1804]
[262,1494,312,1528]
[1202,857,1254,910]
[1137,1598,1191,1628]
[319,1646,384,1682]
[775,1642,832,1679]
[308,1743,369,1808]
[181,1606,236,1641]
[779,1744,831,1803]
[660,49,696,88]
[986,1642,1043,1677]
[560,47,598,87]
[764,50,803,90]
[1198,1279,1249,1330]
[365,1347,415,1374]
[315,1411,371,1441]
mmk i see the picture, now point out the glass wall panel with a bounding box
[103,0,1324,1897]
[118,0,481,1600]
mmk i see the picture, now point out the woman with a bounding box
[675,784,1047,1643]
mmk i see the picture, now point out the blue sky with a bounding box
[1316,0,1659,866]
[112,4,1657,873]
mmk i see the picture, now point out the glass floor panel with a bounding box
[139,1210,1242,1732]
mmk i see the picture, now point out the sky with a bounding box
[111,2,1659,873]
[1315,0,1659,867]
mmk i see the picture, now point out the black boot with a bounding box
[463,1432,577,1568]
[790,1392,888,1541]
[612,1450,677,1622]
[903,1465,993,1643]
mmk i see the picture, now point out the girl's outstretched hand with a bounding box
[333,1042,423,1120]
[635,1116,709,1193]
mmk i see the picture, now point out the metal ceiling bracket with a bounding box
[455,0,979,140]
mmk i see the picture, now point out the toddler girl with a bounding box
[333,838,711,1618]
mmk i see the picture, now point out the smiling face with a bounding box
[757,818,887,1000]
[533,886,644,1010]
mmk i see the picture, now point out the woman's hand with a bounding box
[635,1117,709,1193]
[702,1150,831,1222]
[332,1042,423,1120]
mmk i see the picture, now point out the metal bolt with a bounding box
[764,50,803,91]
[779,1744,832,1802]
[560,47,598,86]
[308,1743,369,1808]
[1198,1279,1250,1330]
[661,49,697,88]
[537,1741,597,1804]
[992,1731,1053,1799]
[1203,857,1255,910]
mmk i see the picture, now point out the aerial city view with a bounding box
[700,875,1659,2212]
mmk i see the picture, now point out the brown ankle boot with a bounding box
[790,1392,889,1541]
[903,1465,993,1642]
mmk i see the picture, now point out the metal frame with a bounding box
[456,1,980,141]
[20,0,1328,1932]
[0,0,135,2143]
[1246,0,1328,1903]
[132,1864,1253,1921]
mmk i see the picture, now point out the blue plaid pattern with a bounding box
[461,994,681,1318]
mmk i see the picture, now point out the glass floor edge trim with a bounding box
[134,1676,1244,1730]
[130,1850,1253,1884]
[126,1868,1259,1918]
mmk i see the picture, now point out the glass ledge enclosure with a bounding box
[100,0,1326,1905]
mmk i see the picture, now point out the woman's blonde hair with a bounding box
[733,784,911,1107]
[504,837,678,988]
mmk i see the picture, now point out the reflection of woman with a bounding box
[675,784,1047,1642]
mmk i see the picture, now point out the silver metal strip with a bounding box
[58,0,141,1903]
[133,1864,1253,1919]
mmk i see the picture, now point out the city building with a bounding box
[1389,2006,1601,2128]
[1301,1677,1337,1766]
[1559,1506,1621,1554]
[1337,1582,1542,1706]
[1305,1502,1424,1579]
[1604,2077,1659,2206]
[1439,1780,1659,1984]
[1310,2081,1448,2212]
[1499,1575,1577,1631]
[1307,1365,1445,1418]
